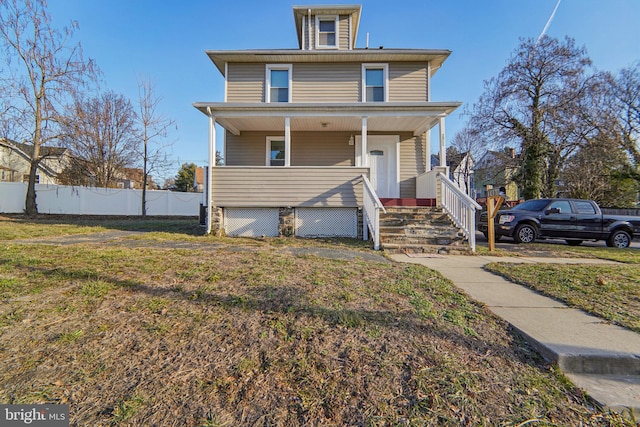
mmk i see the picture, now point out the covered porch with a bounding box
[193,102,480,248]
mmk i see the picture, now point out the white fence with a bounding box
[0,182,201,216]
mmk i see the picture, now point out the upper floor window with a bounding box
[362,64,388,102]
[266,64,292,103]
[315,15,338,49]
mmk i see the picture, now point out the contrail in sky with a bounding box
[538,0,562,42]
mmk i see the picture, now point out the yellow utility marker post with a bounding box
[486,188,505,252]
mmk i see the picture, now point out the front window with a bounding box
[266,137,285,166]
[316,16,338,48]
[266,65,291,103]
[362,64,388,102]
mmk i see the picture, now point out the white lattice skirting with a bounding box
[224,208,279,237]
[295,208,358,238]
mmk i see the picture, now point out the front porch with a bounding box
[194,102,480,250]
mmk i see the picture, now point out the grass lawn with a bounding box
[484,243,640,333]
[0,216,636,426]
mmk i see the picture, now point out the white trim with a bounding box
[315,15,339,49]
[266,136,286,167]
[425,126,431,172]
[207,111,216,235]
[284,117,291,167]
[224,63,228,102]
[426,61,431,102]
[439,117,446,167]
[265,64,292,103]
[361,63,389,102]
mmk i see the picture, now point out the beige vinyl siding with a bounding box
[225,132,269,166]
[292,132,354,166]
[389,63,428,102]
[226,131,355,166]
[226,63,264,102]
[398,132,427,198]
[293,64,359,102]
[338,15,349,50]
[211,166,367,207]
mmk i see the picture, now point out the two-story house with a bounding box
[194,5,470,246]
[474,148,521,206]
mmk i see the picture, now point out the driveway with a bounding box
[475,231,640,250]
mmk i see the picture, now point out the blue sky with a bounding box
[47,0,640,180]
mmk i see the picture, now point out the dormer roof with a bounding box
[292,4,361,50]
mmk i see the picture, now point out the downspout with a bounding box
[206,107,215,235]
[301,15,306,50]
[308,8,312,50]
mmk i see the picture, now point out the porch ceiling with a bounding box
[193,102,461,136]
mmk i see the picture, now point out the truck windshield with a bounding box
[512,200,550,212]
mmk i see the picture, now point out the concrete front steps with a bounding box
[379,206,471,254]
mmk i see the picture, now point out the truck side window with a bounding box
[574,201,596,214]
[549,201,571,213]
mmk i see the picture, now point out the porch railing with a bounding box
[362,174,386,250]
[437,172,482,252]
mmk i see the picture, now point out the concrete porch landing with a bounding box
[390,254,640,413]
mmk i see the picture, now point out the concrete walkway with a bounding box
[390,253,640,412]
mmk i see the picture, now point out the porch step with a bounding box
[380,198,436,207]
[378,207,471,254]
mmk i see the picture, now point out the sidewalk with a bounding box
[390,253,640,412]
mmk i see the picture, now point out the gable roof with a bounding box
[0,138,67,158]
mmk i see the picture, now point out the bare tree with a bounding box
[562,132,638,207]
[59,91,138,187]
[468,36,594,199]
[137,76,174,218]
[609,62,640,169]
[450,126,484,195]
[0,0,96,215]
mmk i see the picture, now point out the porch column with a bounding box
[424,125,431,172]
[439,117,446,167]
[284,117,291,167]
[206,110,216,235]
[361,116,368,167]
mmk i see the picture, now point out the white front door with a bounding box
[356,135,400,198]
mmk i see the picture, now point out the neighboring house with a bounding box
[193,166,205,192]
[0,138,69,184]
[116,168,158,190]
[473,148,520,205]
[194,4,461,238]
[431,151,474,196]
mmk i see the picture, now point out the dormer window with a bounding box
[316,15,338,49]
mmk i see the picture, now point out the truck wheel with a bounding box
[514,224,536,244]
[606,230,631,248]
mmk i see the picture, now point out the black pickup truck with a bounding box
[478,198,640,248]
